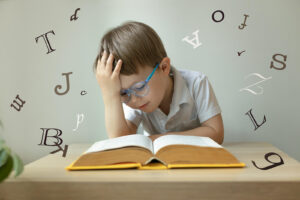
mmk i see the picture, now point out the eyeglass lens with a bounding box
[121,82,149,103]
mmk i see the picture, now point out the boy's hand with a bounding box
[96,50,123,101]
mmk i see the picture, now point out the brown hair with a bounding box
[93,20,169,75]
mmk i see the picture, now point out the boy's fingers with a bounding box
[112,59,122,77]
[96,58,102,72]
[106,53,114,72]
[100,50,108,66]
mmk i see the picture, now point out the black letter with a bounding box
[212,10,225,22]
[50,142,69,157]
[70,8,80,21]
[245,108,266,131]
[54,72,73,95]
[252,152,284,170]
[10,95,26,111]
[38,128,63,146]
[270,53,287,70]
[35,30,56,54]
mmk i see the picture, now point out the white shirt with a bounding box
[122,66,222,136]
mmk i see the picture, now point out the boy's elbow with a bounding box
[218,137,224,145]
[217,130,224,145]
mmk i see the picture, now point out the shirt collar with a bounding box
[166,66,195,118]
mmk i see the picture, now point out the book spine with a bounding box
[144,156,168,166]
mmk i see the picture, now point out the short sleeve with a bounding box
[122,103,143,127]
[193,75,222,123]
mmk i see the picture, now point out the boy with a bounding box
[93,21,224,145]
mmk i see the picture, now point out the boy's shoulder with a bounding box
[175,67,207,85]
[173,67,210,101]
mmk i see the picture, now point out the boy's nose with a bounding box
[130,94,141,105]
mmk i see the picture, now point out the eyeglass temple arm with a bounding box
[145,63,159,83]
[121,63,159,92]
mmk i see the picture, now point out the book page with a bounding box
[153,135,223,154]
[83,134,154,154]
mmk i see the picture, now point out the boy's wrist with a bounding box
[103,93,121,104]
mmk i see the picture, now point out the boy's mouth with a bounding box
[138,102,149,109]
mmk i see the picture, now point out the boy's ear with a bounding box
[160,57,171,74]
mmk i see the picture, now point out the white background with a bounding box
[0,0,299,164]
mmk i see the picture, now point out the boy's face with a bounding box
[119,57,172,113]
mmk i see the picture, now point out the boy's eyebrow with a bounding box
[121,80,142,90]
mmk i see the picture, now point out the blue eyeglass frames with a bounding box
[120,63,159,104]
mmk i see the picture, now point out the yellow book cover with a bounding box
[65,134,246,171]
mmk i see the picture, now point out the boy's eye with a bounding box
[135,85,144,90]
[120,91,127,96]
[134,83,146,90]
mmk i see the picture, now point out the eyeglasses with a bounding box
[120,63,159,104]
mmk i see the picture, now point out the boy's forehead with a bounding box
[119,65,153,89]
[120,72,146,89]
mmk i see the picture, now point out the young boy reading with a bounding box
[93,21,224,144]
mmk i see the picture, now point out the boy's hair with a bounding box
[93,20,169,75]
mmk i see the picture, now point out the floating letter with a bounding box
[10,95,26,111]
[38,128,63,146]
[73,113,84,131]
[70,8,80,21]
[238,14,249,29]
[35,30,56,54]
[212,10,225,22]
[182,30,202,49]
[50,142,68,157]
[81,90,87,95]
[270,53,287,70]
[237,50,246,56]
[54,72,73,95]
[239,73,272,95]
[252,152,284,170]
[245,108,266,131]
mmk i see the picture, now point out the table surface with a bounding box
[1,142,300,200]
[6,141,300,182]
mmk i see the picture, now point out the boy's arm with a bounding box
[149,74,224,144]
[165,114,224,145]
[95,50,134,138]
[149,114,224,145]
[103,95,136,138]
[160,74,224,144]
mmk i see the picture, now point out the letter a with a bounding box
[182,30,202,49]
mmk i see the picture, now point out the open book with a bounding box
[66,134,245,170]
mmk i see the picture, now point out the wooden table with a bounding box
[1,142,300,200]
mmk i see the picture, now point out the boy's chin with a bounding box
[139,102,155,112]
[138,102,149,110]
